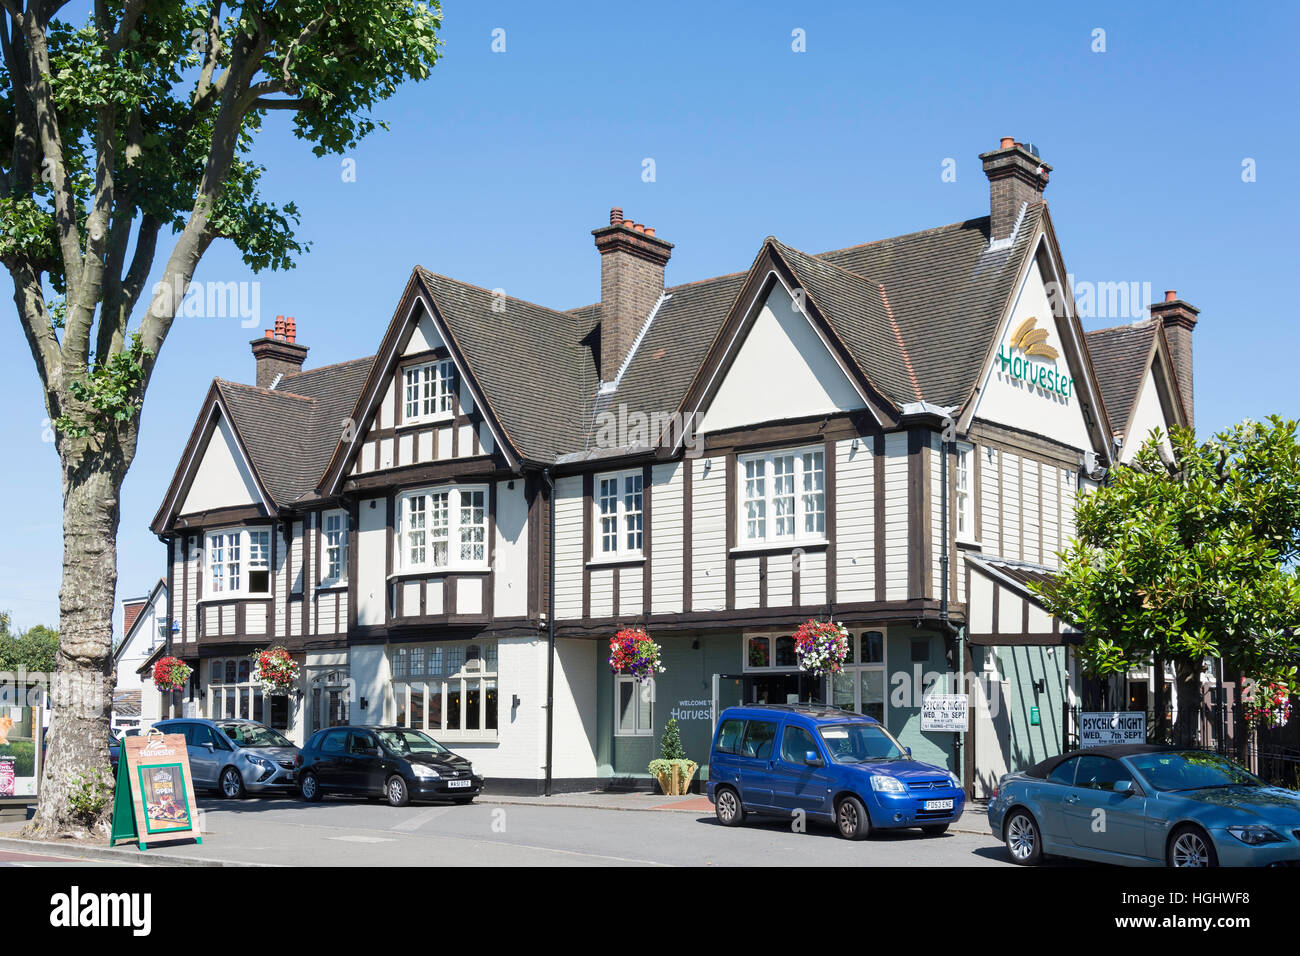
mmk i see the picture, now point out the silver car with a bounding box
[155,718,301,799]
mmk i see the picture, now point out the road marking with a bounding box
[390,806,452,833]
[328,835,396,844]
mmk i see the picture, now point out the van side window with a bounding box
[740,720,777,760]
[780,725,818,764]
[715,719,745,755]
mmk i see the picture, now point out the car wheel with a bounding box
[714,786,745,827]
[220,766,245,800]
[835,795,871,840]
[921,823,949,836]
[1168,825,1218,868]
[386,775,410,807]
[1004,809,1043,865]
[299,770,322,802]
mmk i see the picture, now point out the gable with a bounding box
[180,412,263,514]
[1120,368,1172,463]
[404,310,445,355]
[697,281,867,435]
[970,257,1095,452]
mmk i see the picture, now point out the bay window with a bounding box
[403,359,456,422]
[208,656,292,730]
[392,641,498,739]
[738,446,825,545]
[397,486,487,572]
[594,469,644,559]
[831,630,887,723]
[322,510,349,585]
[206,527,271,596]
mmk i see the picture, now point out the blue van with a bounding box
[707,704,965,839]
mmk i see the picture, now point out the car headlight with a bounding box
[411,764,441,779]
[869,775,907,795]
[247,756,273,770]
[1227,825,1284,846]
[947,772,961,789]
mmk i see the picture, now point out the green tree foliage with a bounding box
[1033,418,1300,742]
[0,621,59,671]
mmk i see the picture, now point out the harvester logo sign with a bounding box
[1007,316,1060,360]
[995,315,1074,400]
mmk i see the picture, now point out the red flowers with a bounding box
[152,656,192,692]
[608,628,665,683]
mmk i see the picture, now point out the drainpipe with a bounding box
[937,420,964,790]
[542,467,557,797]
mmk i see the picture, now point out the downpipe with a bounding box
[542,467,556,797]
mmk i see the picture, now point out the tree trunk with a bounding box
[1172,659,1203,749]
[26,455,124,840]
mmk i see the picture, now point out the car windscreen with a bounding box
[376,729,450,756]
[218,723,293,749]
[818,722,907,763]
[1127,751,1265,792]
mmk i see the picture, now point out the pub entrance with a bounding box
[711,671,824,726]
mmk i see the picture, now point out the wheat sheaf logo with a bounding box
[1007,316,1060,360]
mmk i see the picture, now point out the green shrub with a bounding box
[66,769,114,822]
[660,717,686,760]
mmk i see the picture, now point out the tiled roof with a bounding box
[216,356,373,506]
[1085,321,1158,438]
[178,201,1065,501]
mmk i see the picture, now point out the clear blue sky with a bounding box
[2,1,1297,629]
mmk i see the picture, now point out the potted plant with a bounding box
[648,718,697,796]
[608,627,665,683]
[251,646,300,695]
[152,656,193,693]
[793,619,850,678]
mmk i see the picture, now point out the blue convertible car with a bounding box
[988,744,1300,867]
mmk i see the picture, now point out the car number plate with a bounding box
[924,799,953,811]
[447,779,472,788]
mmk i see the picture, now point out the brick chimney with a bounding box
[980,137,1052,241]
[250,315,308,388]
[122,597,148,636]
[1149,289,1200,429]
[592,207,673,383]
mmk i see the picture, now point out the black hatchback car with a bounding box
[297,726,483,807]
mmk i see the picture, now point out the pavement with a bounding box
[0,791,1000,867]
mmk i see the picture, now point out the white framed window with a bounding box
[391,641,498,740]
[744,632,799,671]
[594,469,644,559]
[321,510,349,585]
[403,359,456,422]
[738,446,826,545]
[396,486,487,572]
[614,674,653,736]
[206,527,271,596]
[830,630,888,724]
[955,443,974,542]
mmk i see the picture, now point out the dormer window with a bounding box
[403,359,456,423]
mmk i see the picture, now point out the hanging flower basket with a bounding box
[251,646,300,695]
[152,656,193,693]
[793,620,850,678]
[608,628,665,683]
[1244,679,1292,730]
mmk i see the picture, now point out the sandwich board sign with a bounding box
[110,731,201,851]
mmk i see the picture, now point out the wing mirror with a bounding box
[804,751,825,767]
[203,742,215,752]
[1114,779,1135,796]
